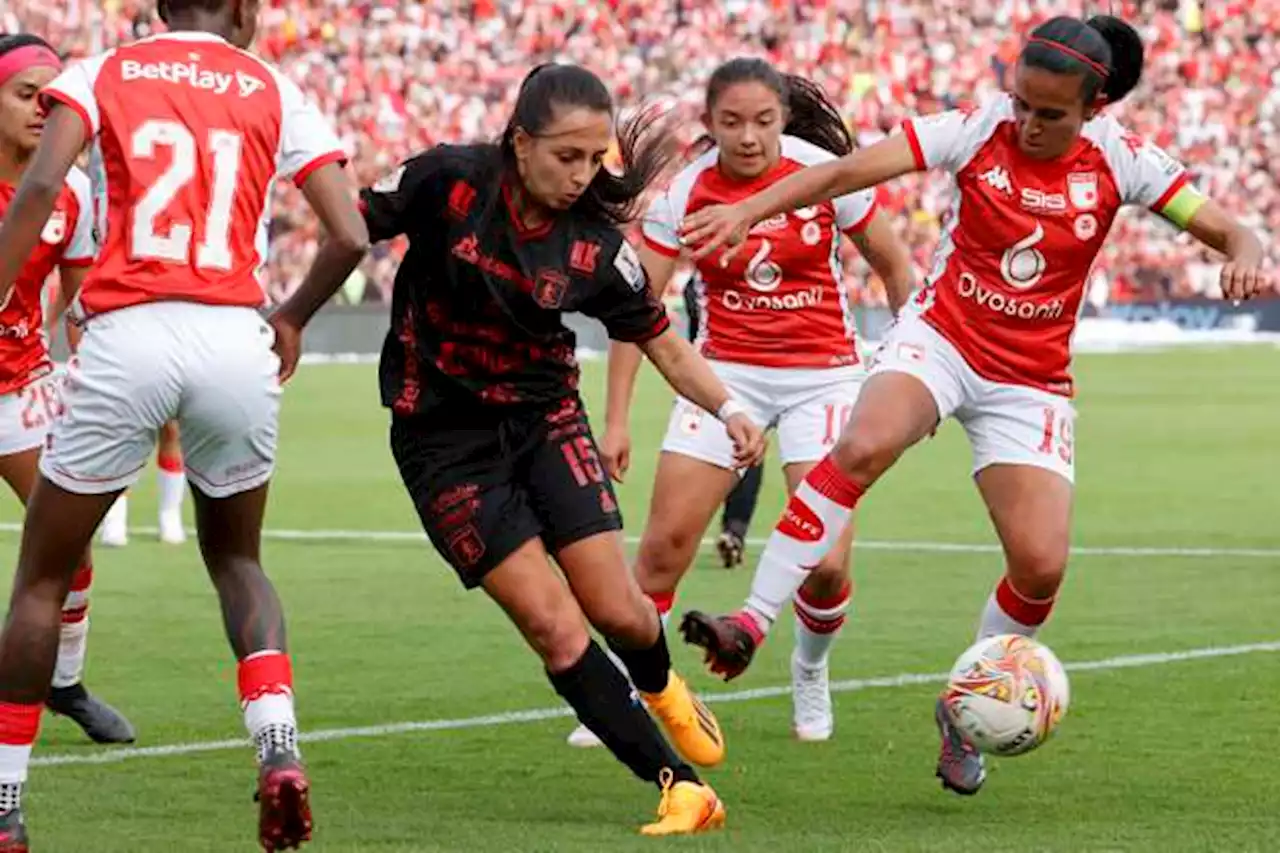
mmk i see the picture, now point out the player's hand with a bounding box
[269,314,303,384]
[599,425,632,483]
[1220,260,1274,302]
[724,413,766,469]
[679,202,754,264]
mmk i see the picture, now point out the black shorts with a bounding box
[390,397,623,588]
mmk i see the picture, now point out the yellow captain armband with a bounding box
[1157,184,1208,230]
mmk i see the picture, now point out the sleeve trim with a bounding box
[643,234,681,258]
[41,90,93,144]
[841,200,879,236]
[1151,173,1190,214]
[293,150,347,187]
[902,120,927,171]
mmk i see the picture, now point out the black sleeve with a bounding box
[359,146,457,243]
[579,239,671,344]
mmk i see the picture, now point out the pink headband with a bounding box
[0,45,62,88]
[1027,37,1110,78]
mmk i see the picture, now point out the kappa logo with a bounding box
[980,165,1013,196]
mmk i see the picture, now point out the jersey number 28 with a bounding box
[130,119,242,270]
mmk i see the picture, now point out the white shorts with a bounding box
[662,361,865,470]
[0,370,65,457]
[868,314,1076,483]
[41,302,281,498]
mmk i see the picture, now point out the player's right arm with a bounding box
[601,192,682,480]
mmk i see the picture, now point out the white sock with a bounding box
[53,617,89,689]
[104,494,128,528]
[157,467,185,516]
[744,459,863,632]
[793,584,851,669]
[245,693,299,762]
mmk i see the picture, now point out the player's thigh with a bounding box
[41,309,179,495]
[965,385,1075,585]
[481,537,591,672]
[390,417,542,591]
[176,306,281,499]
[844,317,966,478]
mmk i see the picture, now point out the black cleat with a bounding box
[0,808,28,852]
[714,531,746,569]
[46,684,136,745]
[680,610,764,682]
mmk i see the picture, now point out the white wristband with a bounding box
[716,398,746,423]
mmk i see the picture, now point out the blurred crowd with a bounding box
[9,0,1279,307]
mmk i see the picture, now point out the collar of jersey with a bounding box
[143,31,229,46]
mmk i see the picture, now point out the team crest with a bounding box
[801,221,822,246]
[533,269,570,309]
[40,211,66,244]
[1067,173,1098,211]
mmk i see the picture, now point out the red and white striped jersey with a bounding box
[0,168,95,396]
[41,32,345,318]
[901,94,1192,396]
[643,136,878,369]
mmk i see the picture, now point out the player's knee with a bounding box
[634,523,699,592]
[805,559,852,601]
[526,610,592,673]
[1005,541,1068,600]
[832,425,904,484]
[586,593,657,649]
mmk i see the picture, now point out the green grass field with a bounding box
[2,348,1279,852]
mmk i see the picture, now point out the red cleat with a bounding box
[0,808,28,853]
[256,750,313,851]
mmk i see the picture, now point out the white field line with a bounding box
[1,522,1277,559]
[30,639,1280,768]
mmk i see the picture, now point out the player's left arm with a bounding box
[0,105,83,302]
[848,209,912,315]
[1179,199,1272,301]
[1123,135,1272,301]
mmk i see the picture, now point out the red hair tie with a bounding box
[1027,36,1110,78]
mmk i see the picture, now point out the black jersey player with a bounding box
[272,63,767,835]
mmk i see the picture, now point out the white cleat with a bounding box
[791,652,834,742]
[158,510,187,545]
[566,722,603,748]
[99,497,129,548]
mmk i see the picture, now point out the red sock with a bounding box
[979,576,1057,638]
[0,701,42,787]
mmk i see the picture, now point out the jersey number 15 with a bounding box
[130,119,242,270]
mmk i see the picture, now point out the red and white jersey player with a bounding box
[38,30,346,497]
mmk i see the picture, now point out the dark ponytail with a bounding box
[1021,15,1144,105]
[498,63,678,226]
[705,58,853,157]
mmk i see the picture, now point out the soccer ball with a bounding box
[940,634,1070,757]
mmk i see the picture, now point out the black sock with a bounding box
[607,622,671,695]
[549,640,698,788]
[722,462,764,537]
